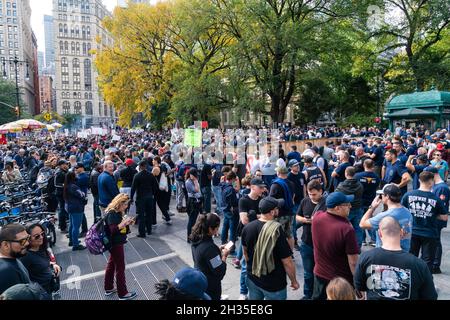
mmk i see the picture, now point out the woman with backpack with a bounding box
[104,193,136,300]
[64,171,86,251]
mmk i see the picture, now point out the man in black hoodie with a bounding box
[336,166,364,249]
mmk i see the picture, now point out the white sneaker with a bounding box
[238,294,248,300]
[220,294,229,300]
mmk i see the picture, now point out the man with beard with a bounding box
[0,224,31,294]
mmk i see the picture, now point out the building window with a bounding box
[86,26,90,38]
[76,42,80,55]
[82,42,87,55]
[59,24,63,36]
[87,43,91,56]
[63,24,68,37]
[104,105,107,116]
[64,41,69,54]
[75,26,79,38]
[71,41,75,54]
[74,101,82,115]
[82,26,86,39]
[110,107,114,117]
[89,93,92,100]
[85,101,93,115]
[99,102,102,116]
[63,101,70,114]
[84,59,92,90]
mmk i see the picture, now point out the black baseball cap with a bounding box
[376,184,402,198]
[250,178,266,188]
[75,163,84,169]
[57,159,68,166]
[259,197,285,214]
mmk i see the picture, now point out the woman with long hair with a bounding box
[190,213,230,300]
[20,223,61,298]
[63,171,86,250]
[104,193,136,300]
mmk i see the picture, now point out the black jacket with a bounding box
[130,170,158,201]
[89,169,101,196]
[54,168,67,197]
[191,236,226,301]
[119,166,137,188]
[336,178,364,209]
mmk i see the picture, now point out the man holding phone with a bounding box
[296,180,327,300]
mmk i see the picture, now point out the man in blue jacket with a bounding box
[98,160,119,215]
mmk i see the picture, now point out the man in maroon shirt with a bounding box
[311,192,360,300]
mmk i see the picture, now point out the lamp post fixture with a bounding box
[2,56,30,120]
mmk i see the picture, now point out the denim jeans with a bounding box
[175,180,186,208]
[247,277,287,300]
[299,242,315,299]
[187,198,202,239]
[212,185,223,215]
[93,195,101,222]
[69,212,83,247]
[56,196,68,231]
[240,258,248,295]
[201,186,212,213]
[348,208,364,249]
[221,213,238,247]
[236,241,243,261]
[292,204,300,241]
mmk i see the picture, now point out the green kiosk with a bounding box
[385,88,450,130]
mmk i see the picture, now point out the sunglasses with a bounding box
[32,232,46,240]
[7,235,31,246]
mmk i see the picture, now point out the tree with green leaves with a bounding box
[0,79,22,124]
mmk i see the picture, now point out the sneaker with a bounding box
[137,234,146,238]
[220,294,229,300]
[231,258,241,269]
[66,234,70,239]
[238,294,248,300]
[60,229,68,234]
[105,288,117,296]
[152,224,158,229]
[432,267,442,274]
[165,219,172,225]
[72,245,86,251]
[119,292,137,300]
[168,211,175,217]
[79,232,87,238]
[300,296,311,300]
[68,242,73,247]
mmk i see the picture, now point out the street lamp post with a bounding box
[2,56,30,120]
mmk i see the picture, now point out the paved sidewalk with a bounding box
[54,194,450,300]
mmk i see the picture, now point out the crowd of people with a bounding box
[0,124,449,300]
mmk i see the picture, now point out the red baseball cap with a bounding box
[125,159,135,166]
[436,143,444,151]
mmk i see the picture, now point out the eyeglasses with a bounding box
[6,235,31,246]
[434,154,442,157]
[32,232,45,240]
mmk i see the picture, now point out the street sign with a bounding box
[44,113,52,122]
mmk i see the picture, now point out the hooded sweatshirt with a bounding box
[336,178,364,209]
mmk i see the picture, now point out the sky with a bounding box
[30,0,120,54]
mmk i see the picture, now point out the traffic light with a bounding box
[14,106,20,118]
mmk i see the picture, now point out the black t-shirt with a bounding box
[0,257,31,294]
[354,171,381,208]
[238,194,261,223]
[354,248,437,300]
[200,163,212,188]
[241,220,292,292]
[106,211,129,245]
[269,179,295,216]
[20,250,53,292]
[297,197,327,247]
[287,171,305,205]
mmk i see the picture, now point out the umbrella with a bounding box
[0,122,23,134]
[45,124,56,132]
[52,122,63,128]
[13,119,46,130]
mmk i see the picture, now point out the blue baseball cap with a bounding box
[326,192,354,209]
[288,159,300,168]
[173,267,211,300]
[424,166,439,174]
